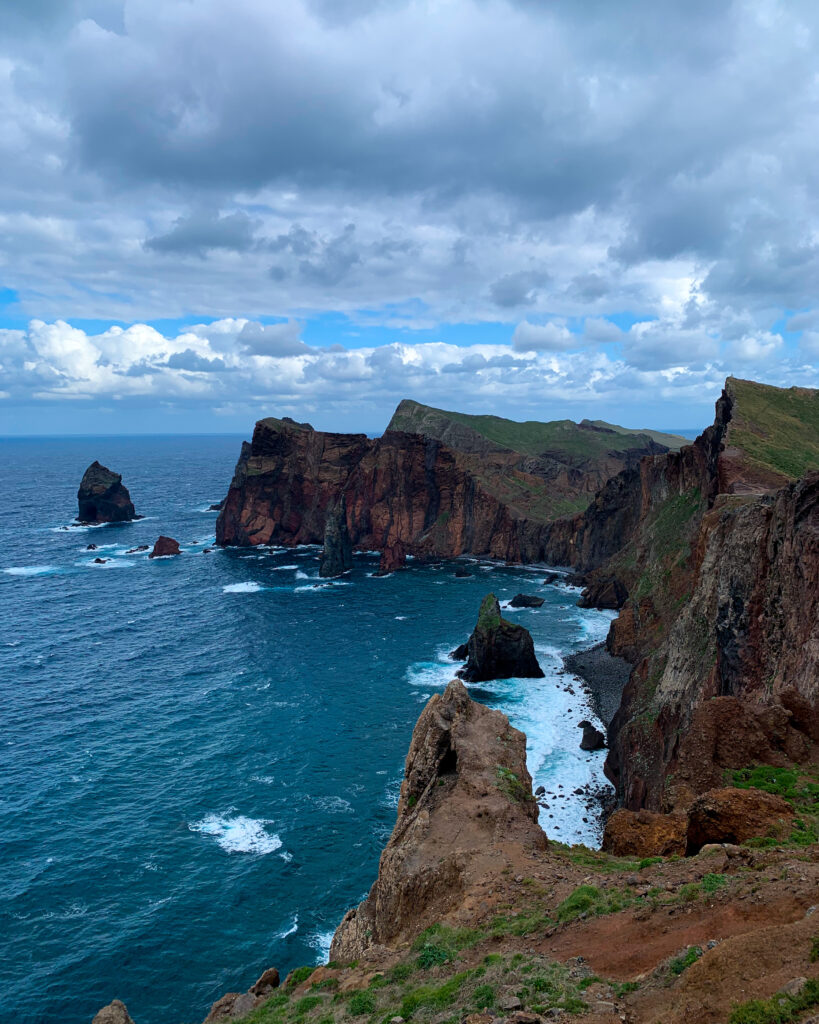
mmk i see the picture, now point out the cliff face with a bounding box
[215,404,676,563]
[570,379,819,812]
[330,679,546,961]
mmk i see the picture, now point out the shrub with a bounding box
[555,885,602,922]
[473,984,495,1009]
[348,991,376,1016]
[416,944,450,969]
[701,873,728,894]
[287,967,316,988]
[669,946,702,976]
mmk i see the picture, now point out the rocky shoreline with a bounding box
[562,642,631,729]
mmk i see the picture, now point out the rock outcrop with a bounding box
[92,1001,135,1024]
[149,536,181,558]
[459,595,544,682]
[330,679,546,961]
[215,402,677,563]
[508,594,544,608]
[549,379,819,814]
[685,787,794,854]
[319,501,353,578]
[578,720,606,751]
[77,461,137,523]
[602,808,688,858]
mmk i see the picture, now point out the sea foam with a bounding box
[189,814,282,855]
[223,581,264,593]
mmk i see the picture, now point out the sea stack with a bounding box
[459,593,544,682]
[77,462,137,523]
[319,501,353,578]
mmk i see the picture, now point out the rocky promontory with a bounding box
[77,461,137,523]
[458,594,544,682]
[331,678,545,961]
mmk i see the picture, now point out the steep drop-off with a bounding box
[215,403,678,565]
[564,378,819,813]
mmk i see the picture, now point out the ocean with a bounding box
[0,435,615,1024]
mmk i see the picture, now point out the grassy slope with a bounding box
[727,377,819,480]
[581,419,688,451]
[388,400,684,459]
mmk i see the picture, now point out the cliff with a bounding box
[215,403,681,564]
[564,378,819,812]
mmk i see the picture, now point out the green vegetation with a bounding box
[287,968,317,989]
[668,946,702,976]
[581,419,688,450]
[730,765,819,846]
[726,377,819,481]
[346,991,375,1016]
[476,593,502,630]
[472,983,495,1008]
[388,400,684,459]
[727,978,819,1024]
[555,884,629,922]
[495,765,533,805]
[810,935,819,964]
[701,873,729,894]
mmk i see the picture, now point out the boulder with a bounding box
[686,786,794,853]
[602,808,688,857]
[319,501,353,578]
[149,536,181,559]
[250,967,280,997]
[509,593,545,608]
[458,594,544,682]
[577,575,628,610]
[578,720,606,751]
[77,461,137,523]
[92,1001,135,1024]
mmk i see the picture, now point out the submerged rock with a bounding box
[149,536,181,559]
[458,594,544,682]
[77,461,137,523]
[578,720,606,751]
[509,593,544,608]
[126,545,149,554]
[330,679,545,960]
[319,501,353,578]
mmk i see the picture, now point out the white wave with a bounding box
[295,570,310,579]
[313,795,353,814]
[280,850,293,863]
[276,915,299,939]
[223,581,264,593]
[78,558,135,569]
[395,615,407,620]
[250,775,276,785]
[3,565,59,577]
[189,814,282,855]
[309,930,335,963]
[271,564,299,571]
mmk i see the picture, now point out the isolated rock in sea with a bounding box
[509,593,545,608]
[126,545,149,554]
[459,594,544,682]
[77,461,137,523]
[92,1001,135,1024]
[377,539,406,575]
[686,787,794,853]
[578,719,606,751]
[149,536,181,559]
[454,567,472,577]
[330,679,546,961]
[319,501,353,578]
[86,543,98,550]
[602,808,687,858]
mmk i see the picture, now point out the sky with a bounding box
[1,0,818,436]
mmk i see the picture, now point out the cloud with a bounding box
[165,348,228,372]
[145,210,257,255]
[489,270,549,308]
[583,318,622,344]
[512,321,576,352]
[238,320,311,357]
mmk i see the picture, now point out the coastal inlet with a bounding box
[1,435,616,1024]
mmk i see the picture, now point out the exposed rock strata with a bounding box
[77,461,137,523]
[330,679,546,961]
[215,403,673,564]
[459,594,544,682]
[558,378,819,813]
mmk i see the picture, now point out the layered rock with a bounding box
[77,461,137,523]
[319,501,352,578]
[459,594,544,682]
[559,378,819,813]
[215,403,677,563]
[330,679,546,960]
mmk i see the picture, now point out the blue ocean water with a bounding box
[0,436,615,1024]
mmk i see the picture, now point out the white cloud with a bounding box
[512,321,576,352]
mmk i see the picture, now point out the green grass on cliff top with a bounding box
[727,377,819,481]
[388,400,687,458]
